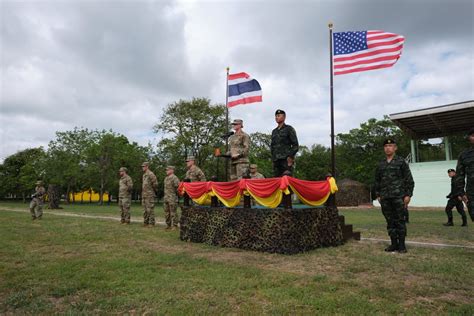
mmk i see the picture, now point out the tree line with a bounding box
[0,97,467,204]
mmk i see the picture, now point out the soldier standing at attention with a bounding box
[164,166,180,230]
[226,119,250,180]
[455,127,474,223]
[185,156,206,182]
[118,167,133,224]
[444,169,467,226]
[30,180,46,220]
[270,109,299,177]
[249,164,264,179]
[141,162,158,227]
[375,139,414,253]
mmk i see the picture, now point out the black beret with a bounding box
[468,127,474,136]
[383,138,396,145]
[447,169,455,173]
[275,109,286,115]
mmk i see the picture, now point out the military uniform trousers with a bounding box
[164,201,178,227]
[142,197,155,225]
[29,198,43,219]
[445,197,466,219]
[273,159,293,177]
[467,193,474,221]
[119,196,131,223]
[380,197,406,238]
[230,162,249,180]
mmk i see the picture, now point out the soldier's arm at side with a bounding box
[151,173,159,191]
[401,161,414,206]
[241,134,250,157]
[199,169,206,182]
[454,154,466,197]
[374,164,381,200]
[288,127,299,158]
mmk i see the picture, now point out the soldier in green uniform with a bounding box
[164,166,180,230]
[118,167,133,224]
[444,168,467,226]
[30,180,46,220]
[141,162,158,227]
[455,127,474,222]
[270,109,299,177]
[226,119,250,180]
[249,164,264,179]
[375,139,414,253]
[185,156,206,182]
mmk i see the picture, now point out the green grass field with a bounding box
[1,201,473,314]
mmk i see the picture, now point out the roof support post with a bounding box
[410,139,417,163]
[444,136,451,161]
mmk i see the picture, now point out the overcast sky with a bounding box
[1,0,473,161]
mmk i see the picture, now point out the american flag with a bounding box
[333,30,405,75]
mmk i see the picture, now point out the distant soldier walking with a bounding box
[271,109,299,177]
[375,139,414,253]
[30,180,45,220]
[164,166,180,230]
[141,162,158,227]
[226,119,250,180]
[185,156,206,182]
[455,127,474,222]
[444,169,467,227]
[249,164,264,179]
[118,167,133,224]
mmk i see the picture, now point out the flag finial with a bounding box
[328,22,333,29]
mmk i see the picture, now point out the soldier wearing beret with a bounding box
[226,119,250,180]
[118,167,133,224]
[185,156,206,182]
[249,164,264,179]
[454,127,474,223]
[30,180,45,220]
[443,169,467,226]
[141,162,158,227]
[164,166,180,230]
[270,109,299,177]
[375,138,414,253]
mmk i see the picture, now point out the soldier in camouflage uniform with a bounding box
[141,162,158,227]
[30,180,45,220]
[455,127,474,222]
[118,167,133,224]
[375,139,414,253]
[249,164,264,179]
[164,166,180,230]
[185,156,206,182]
[270,109,299,177]
[226,119,250,180]
[443,169,467,226]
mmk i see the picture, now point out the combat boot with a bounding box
[443,217,453,226]
[461,216,467,227]
[384,236,399,252]
[398,236,407,253]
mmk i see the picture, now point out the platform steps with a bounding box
[339,215,361,241]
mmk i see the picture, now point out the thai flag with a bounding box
[227,72,262,107]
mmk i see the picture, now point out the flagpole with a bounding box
[329,22,336,178]
[225,67,230,181]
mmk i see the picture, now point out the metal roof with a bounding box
[389,100,474,139]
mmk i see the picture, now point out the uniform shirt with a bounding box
[142,169,158,198]
[375,155,414,199]
[227,131,250,164]
[455,145,474,196]
[447,177,458,199]
[270,123,299,161]
[34,186,46,202]
[119,174,133,198]
[164,174,180,202]
[185,165,206,182]
[250,172,264,179]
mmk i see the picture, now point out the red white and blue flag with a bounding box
[227,72,262,107]
[333,30,405,75]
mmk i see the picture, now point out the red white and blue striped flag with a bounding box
[227,72,262,107]
[333,30,405,75]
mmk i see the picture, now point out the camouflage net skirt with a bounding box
[179,206,344,254]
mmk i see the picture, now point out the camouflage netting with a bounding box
[336,178,371,206]
[179,206,344,254]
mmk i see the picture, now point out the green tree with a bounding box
[294,145,331,180]
[248,132,272,178]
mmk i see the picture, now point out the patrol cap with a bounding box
[383,138,397,146]
[231,119,243,125]
[186,155,195,162]
[249,164,257,169]
[468,127,474,136]
[275,109,286,115]
[119,167,128,172]
[141,162,149,167]
[166,165,175,170]
[35,180,43,185]
[447,169,455,173]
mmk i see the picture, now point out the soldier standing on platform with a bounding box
[270,109,299,177]
[455,127,474,223]
[164,166,180,230]
[444,168,467,227]
[30,180,45,220]
[226,119,250,180]
[118,167,133,224]
[185,156,206,182]
[375,139,414,253]
[249,164,264,179]
[141,162,158,227]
